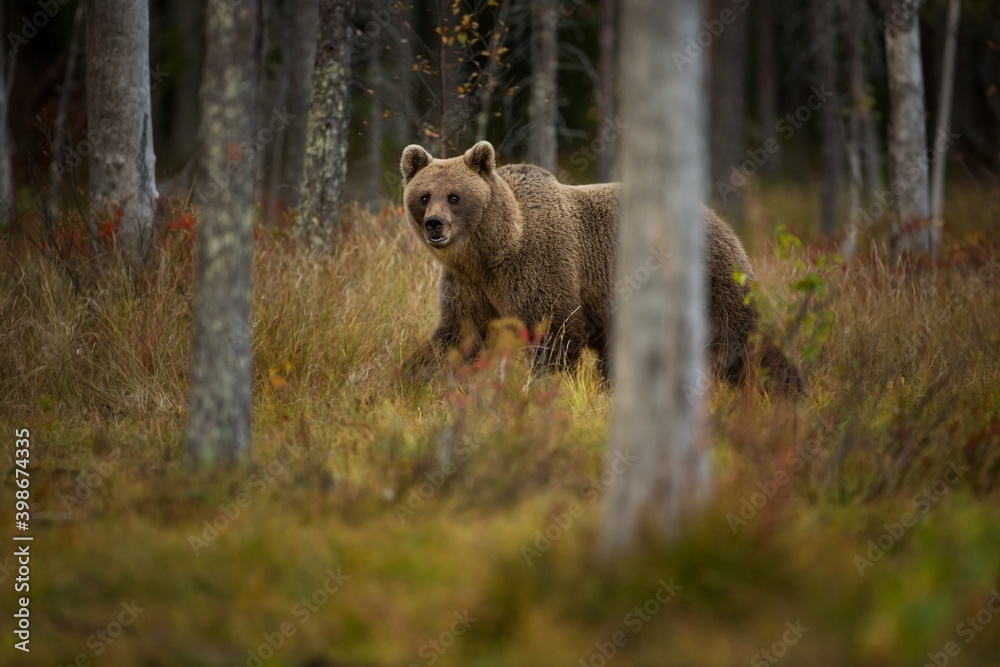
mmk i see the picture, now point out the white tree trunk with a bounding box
[529,0,558,172]
[883,2,934,261]
[930,0,961,224]
[85,0,158,273]
[600,0,710,556]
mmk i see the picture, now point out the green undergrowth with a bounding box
[1,192,999,666]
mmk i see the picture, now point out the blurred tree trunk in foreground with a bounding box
[529,0,558,172]
[85,0,159,273]
[0,9,13,224]
[186,0,259,466]
[301,0,354,248]
[883,1,935,262]
[708,0,748,227]
[601,0,710,556]
[930,0,961,226]
[812,0,841,238]
[597,0,616,182]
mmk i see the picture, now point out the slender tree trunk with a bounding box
[813,0,841,239]
[474,0,513,144]
[391,0,416,148]
[85,0,159,273]
[529,0,558,172]
[283,0,319,211]
[708,0,748,226]
[169,0,202,170]
[596,0,616,182]
[186,0,259,466]
[0,9,16,223]
[366,0,385,207]
[754,0,777,163]
[882,1,933,261]
[48,3,85,221]
[601,0,709,556]
[929,0,960,224]
[301,0,354,248]
[259,0,290,226]
[842,0,865,260]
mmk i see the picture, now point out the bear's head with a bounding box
[400,141,496,258]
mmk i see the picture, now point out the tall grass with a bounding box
[0,188,998,666]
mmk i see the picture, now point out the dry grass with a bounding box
[0,186,999,666]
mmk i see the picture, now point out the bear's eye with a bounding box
[448,194,460,204]
[419,194,430,205]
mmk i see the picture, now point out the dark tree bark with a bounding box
[48,3,85,221]
[0,9,14,223]
[85,0,159,273]
[812,0,842,238]
[601,0,710,555]
[474,0,514,144]
[186,0,259,466]
[169,0,203,169]
[842,0,866,259]
[529,0,558,172]
[596,0,616,182]
[754,0,777,161]
[366,0,386,206]
[882,1,934,261]
[283,0,319,211]
[708,0,748,226]
[301,0,354,247]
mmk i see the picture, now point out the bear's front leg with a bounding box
[402,271,496,379]
[529,307,588,374]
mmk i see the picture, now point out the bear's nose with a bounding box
[424,216,444,236]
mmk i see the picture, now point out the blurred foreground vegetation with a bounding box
[1,184,999,666]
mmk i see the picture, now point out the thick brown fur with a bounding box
[401,141,801,393]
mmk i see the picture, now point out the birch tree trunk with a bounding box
[0,8,14,223]
[813,0,841,239]
[842,0,866,260]
[596,0,616,183]
[186,0,259,466]
[600,0,709,556]
[301,0,354,248]
[529,0,558,173]
[85,0,159,273]
[883,1,934,261]
[929,0,960,224]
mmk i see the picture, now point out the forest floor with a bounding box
[1,185,999,666]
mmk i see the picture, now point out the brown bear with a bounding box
[401,141,800,392]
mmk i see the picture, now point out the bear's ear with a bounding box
[464,141,496,179]
[401,145,432,185]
